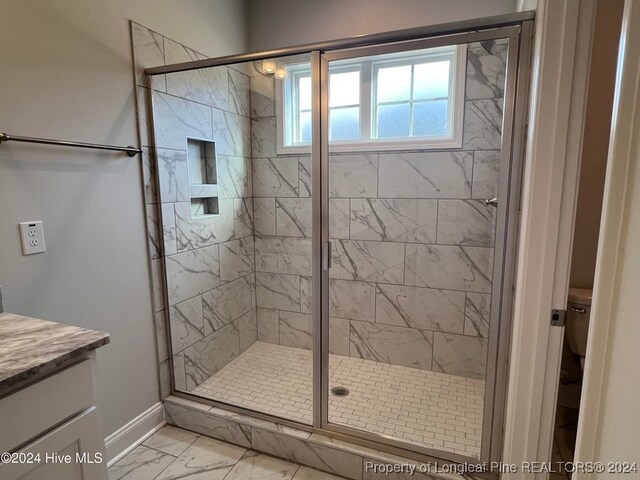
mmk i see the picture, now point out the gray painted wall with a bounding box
[247,0,519,50]
[0,0,248,437]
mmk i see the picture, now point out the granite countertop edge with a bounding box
[0,312,110,395]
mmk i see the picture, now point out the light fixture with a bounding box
[262,59,276,74]
[275,67,287,80]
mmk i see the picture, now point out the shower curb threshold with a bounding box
[163,395,489,480]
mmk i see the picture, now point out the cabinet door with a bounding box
[1,407,107,480]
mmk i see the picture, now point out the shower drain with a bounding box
[331,386,349,397]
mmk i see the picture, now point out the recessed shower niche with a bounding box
[187,138,219,217]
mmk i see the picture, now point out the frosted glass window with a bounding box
[279,44,463,152]
[330,71,360,107]
[377,103,410,138]
[299,76,311,111]
[374,57,452,139]
[330,106,360,140]
[414,61,450,99]
[413,100,448,136]
[377,65,411,103]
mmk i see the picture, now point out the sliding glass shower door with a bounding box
[320,26,523,460]
[151,53,315,425]
[148,18,530,465]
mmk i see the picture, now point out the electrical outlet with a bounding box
[19,221,46,255]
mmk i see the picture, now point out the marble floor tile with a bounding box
[155,435,246,480]
[108,445,174,480]
[294,465,346,479]
[142,425,199,457]
[224,451,299,480]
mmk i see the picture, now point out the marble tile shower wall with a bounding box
[251,40,507,380]
[132,23,257,396]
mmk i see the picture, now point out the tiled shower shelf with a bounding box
[189,341,483,458]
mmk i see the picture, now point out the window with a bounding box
[277,45,466,153]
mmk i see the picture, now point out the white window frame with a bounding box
[276,45,467,154]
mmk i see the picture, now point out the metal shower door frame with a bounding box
[143,11,534,468]
[313,24,532,464]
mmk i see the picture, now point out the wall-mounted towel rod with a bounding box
[0,132,141,157]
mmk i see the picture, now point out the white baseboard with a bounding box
[105,402,165,468]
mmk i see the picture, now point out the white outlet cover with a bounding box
[19,221,46,255]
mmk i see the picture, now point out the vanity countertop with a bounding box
[0,311,109,394]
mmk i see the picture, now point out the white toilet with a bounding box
[565,287,593,370]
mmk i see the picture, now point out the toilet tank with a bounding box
[565,288,592,357]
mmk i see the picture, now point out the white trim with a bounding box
[276,45,466,155]
[105,402,165,468]
[573,0,640,476]
[502,0,596,477]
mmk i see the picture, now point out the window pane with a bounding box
[299,111,312,143]
[413,100,448,136]
[330,71,360,107]
[376,103,410,138]
[377,65,411,103]
[298,76,311,111]
[330,106,360,141]
[414,61,450,100]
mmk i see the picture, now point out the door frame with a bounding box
[501,1,598,478]
[313,25,533,464]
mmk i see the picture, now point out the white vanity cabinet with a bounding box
[0,356,108,480]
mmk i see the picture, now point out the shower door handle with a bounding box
[323,241,332,270]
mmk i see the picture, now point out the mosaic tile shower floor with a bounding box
[191,341,484,457]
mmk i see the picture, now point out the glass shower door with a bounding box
[152,52,316,425]
[321,28,519,460]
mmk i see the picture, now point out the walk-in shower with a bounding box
[145,14,531,464]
